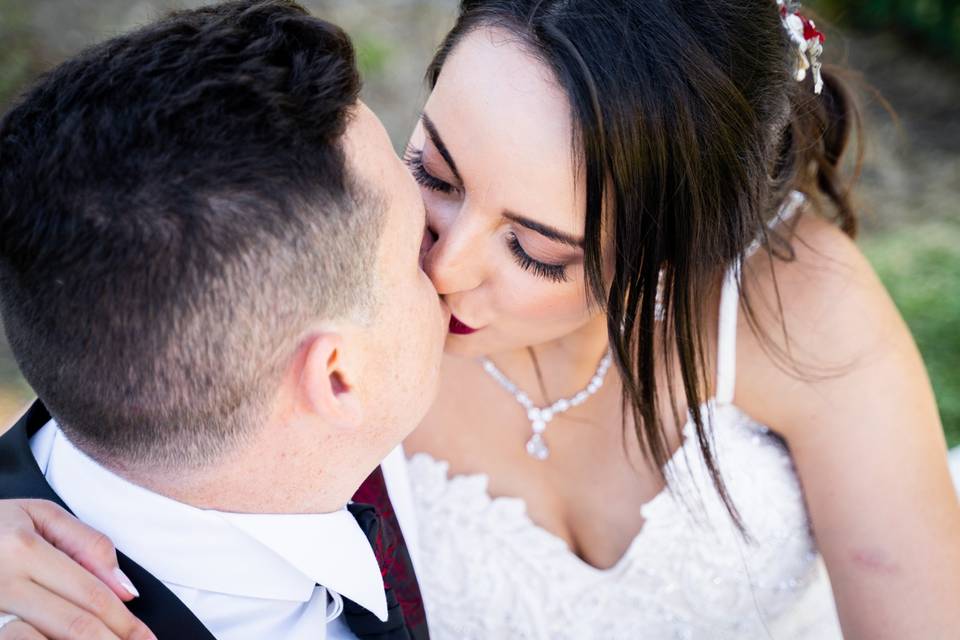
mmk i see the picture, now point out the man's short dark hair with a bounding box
[0,0,382,469]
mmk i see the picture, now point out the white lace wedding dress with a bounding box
[403,195,960,639]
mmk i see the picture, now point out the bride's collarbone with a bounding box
[407,377,673,570]
[410,359,685,486]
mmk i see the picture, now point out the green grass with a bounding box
[812,0,960,60]
[861,220,960,448]
[0,0,38,109]
[354,33,392,78]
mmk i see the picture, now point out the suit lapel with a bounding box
[0,401,217,640]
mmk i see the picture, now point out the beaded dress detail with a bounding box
[407,193,847,639]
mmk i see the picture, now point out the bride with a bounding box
[2,0,959,638]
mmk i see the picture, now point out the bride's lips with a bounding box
[449,315,479,335]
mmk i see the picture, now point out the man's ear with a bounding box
[299,333,364,430]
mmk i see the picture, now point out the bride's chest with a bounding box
[404,365,688,570]
[404,405,823,639]
[406,397,673,570]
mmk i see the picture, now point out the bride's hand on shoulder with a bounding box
[0,499,156,640]
[740,214,960,639]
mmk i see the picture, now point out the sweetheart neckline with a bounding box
[405,400,758,574]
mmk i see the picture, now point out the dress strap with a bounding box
[714,261,741,405]
[714,190,806,405]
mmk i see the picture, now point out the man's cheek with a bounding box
[419,224,435,269]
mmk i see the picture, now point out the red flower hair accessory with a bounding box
[777,0,825,94]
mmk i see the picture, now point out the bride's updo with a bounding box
[428,0,860,528]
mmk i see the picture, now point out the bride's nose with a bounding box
[423,215,485,295]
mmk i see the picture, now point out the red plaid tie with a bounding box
[343,465,429,640]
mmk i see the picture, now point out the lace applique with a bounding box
[407,403,843,639]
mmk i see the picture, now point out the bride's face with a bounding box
[408,27,599,358]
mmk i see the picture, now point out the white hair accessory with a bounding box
[777,0,826,94]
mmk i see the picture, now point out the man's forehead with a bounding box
[345,102,388,147]
[343,101,396,179]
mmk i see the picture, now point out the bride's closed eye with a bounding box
[403,146,457,195]
[506,232,569,283]
[403,144,570,284]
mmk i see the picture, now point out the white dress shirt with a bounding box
[29,421,418,640]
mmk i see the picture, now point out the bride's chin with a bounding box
[442,333,481,358]
[443,332,539,361]
[442,333,503,359]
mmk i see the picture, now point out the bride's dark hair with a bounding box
[427,0,861,529]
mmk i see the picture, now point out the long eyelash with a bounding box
[507,233,569,284]
[403,146,455,194]
[402,147,567,284]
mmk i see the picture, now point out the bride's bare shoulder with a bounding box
[735,209,917,435]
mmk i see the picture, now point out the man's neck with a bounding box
[102,431,371,515]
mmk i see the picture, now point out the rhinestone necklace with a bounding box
[480,351,613,460]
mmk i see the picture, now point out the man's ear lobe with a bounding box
[301,333,364,429]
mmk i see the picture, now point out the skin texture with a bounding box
[737,216,960,638]
[2,28,959,640]
[408,32,597,360]
[403,29,960,638]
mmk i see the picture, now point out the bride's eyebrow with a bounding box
[420,112,583,249]
[421,112,462,183]
[504,212,584,249]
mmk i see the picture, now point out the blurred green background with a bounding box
[0,1,957,448]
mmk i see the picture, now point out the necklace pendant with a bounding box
[480,350,612,463]
[526,433,550,460]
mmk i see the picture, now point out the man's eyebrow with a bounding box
[421,112,463,183]
[504,212,584,249]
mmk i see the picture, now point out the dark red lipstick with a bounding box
[449,315,479,335]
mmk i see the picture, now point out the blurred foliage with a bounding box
[862,220,960,447]
[354,33,393,78]
[0,0,49,110]
[812,0,960,59]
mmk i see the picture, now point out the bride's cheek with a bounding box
[502,278,586,324]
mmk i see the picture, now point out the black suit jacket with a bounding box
[0,400,217,639]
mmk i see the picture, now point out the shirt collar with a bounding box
[31,421,388,621]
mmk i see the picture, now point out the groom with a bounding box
[0,1,445,638]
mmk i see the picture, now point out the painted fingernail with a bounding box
[114,567,140,598]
